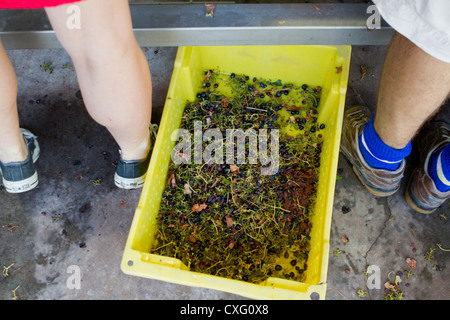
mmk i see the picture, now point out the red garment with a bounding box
[0,0,82,9]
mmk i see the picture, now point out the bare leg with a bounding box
[0,41,28,163]
[374,32,450,149]
[45,0,152,160]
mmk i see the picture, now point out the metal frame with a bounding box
[0,3,393,49]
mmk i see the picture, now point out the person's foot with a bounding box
[405,121,450,214]
[0,129,39,193]
[340,105,406,197]
[114,124,158,189]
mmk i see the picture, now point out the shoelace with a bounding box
[20,128,38,141]
[149,123,159,144]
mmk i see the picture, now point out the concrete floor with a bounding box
[0,44,449,301]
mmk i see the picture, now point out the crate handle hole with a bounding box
[310,292,320,300]
[127,260,134,267]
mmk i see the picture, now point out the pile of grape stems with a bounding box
[152,70,326,284]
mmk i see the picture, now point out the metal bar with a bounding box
[0,4,393,49]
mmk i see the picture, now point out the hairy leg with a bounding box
[45,0,152,160]
[374,32,450,149]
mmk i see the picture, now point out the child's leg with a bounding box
[0,40,28,164]
[45,0,152,161]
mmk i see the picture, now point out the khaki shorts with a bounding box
[373,0,450,63]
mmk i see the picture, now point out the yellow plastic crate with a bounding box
[121,45,351,300]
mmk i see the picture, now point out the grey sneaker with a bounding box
[405,121,450,214]
[114,124,158,189]
[0,129,40,193]
[340,105,406,197]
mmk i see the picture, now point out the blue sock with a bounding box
[428,144,450,192]
[358,115,412,171]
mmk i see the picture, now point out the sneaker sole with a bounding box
[3,171,39,193]
[114,172,146,190]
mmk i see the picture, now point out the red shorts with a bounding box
[0,0,82,9]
